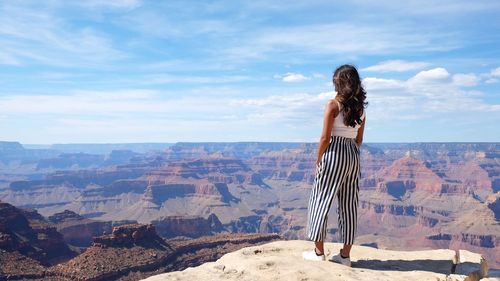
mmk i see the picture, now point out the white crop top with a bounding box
[331,100,365,139]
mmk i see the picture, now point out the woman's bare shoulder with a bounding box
[325,99,340,115]
[326,98,339,108]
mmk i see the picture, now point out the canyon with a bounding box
[0,200,280,280]
[0,141,499,276]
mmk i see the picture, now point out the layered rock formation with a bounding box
[247,144,316,184]
[0,206,281,281]
[0,201,76,267]
[36,153,105,170]
[50,225,280,281]
[353,149,499,268]
[0,201,77,279]
[151,214,224,238]
[91,223,166,248]
[48,210,116,247]
[105,156,277,224]
[142,240,494,281]
[0,249,47,280]
[50,224,173,280]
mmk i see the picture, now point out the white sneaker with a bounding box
[329,251,351,267]
[302,249,326,261]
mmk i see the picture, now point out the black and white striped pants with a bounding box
[306,135,360,244]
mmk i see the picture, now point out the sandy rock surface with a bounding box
[142,240,497,281]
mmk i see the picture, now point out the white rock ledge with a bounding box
[142,240,495,281]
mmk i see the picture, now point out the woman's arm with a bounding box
[355,117,366,147]
[316,100,339,166]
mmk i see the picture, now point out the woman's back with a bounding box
[331,99,365,139]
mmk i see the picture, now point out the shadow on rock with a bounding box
[352,259,453,275]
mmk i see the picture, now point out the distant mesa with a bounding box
[0,141,24,153]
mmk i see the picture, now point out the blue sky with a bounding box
[0,0,499,144]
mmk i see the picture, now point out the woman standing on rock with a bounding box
[302,64,367,267]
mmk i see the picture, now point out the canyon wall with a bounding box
[0,142,498,269]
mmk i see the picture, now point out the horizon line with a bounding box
[11,141,500,146]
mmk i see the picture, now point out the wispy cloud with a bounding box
[362,60,431,72]
[75,0,142,10]
[491,67,500,77]
[452,73,480,87]
[480,66,500,84]
[0,52,20,65]
[352,0,500,16]
[221,23,459,62]
[279,73,310,82]
[0,3,124,67]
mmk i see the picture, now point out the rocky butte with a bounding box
[50,225,281,281]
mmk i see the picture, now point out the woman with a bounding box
[302,64,367,267]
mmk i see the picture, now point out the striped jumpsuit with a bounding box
[306,107,363,245]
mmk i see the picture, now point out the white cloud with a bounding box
[485,78,498,84]
[0,90,162,115]
[478,67,500,84]
[364,67,499,118]
[0,52,21,65]
[312,73,326,78]
[491,67,500,77]
[281,73,309,82]
[452,73,480,87]
[233,92,331,107]
[363,77,405,90]
[407,67,451,91]
[230,91,333,123]
[411,67,451,82]
[362,60,431,72]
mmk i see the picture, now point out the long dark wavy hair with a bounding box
[333,64,368,127]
